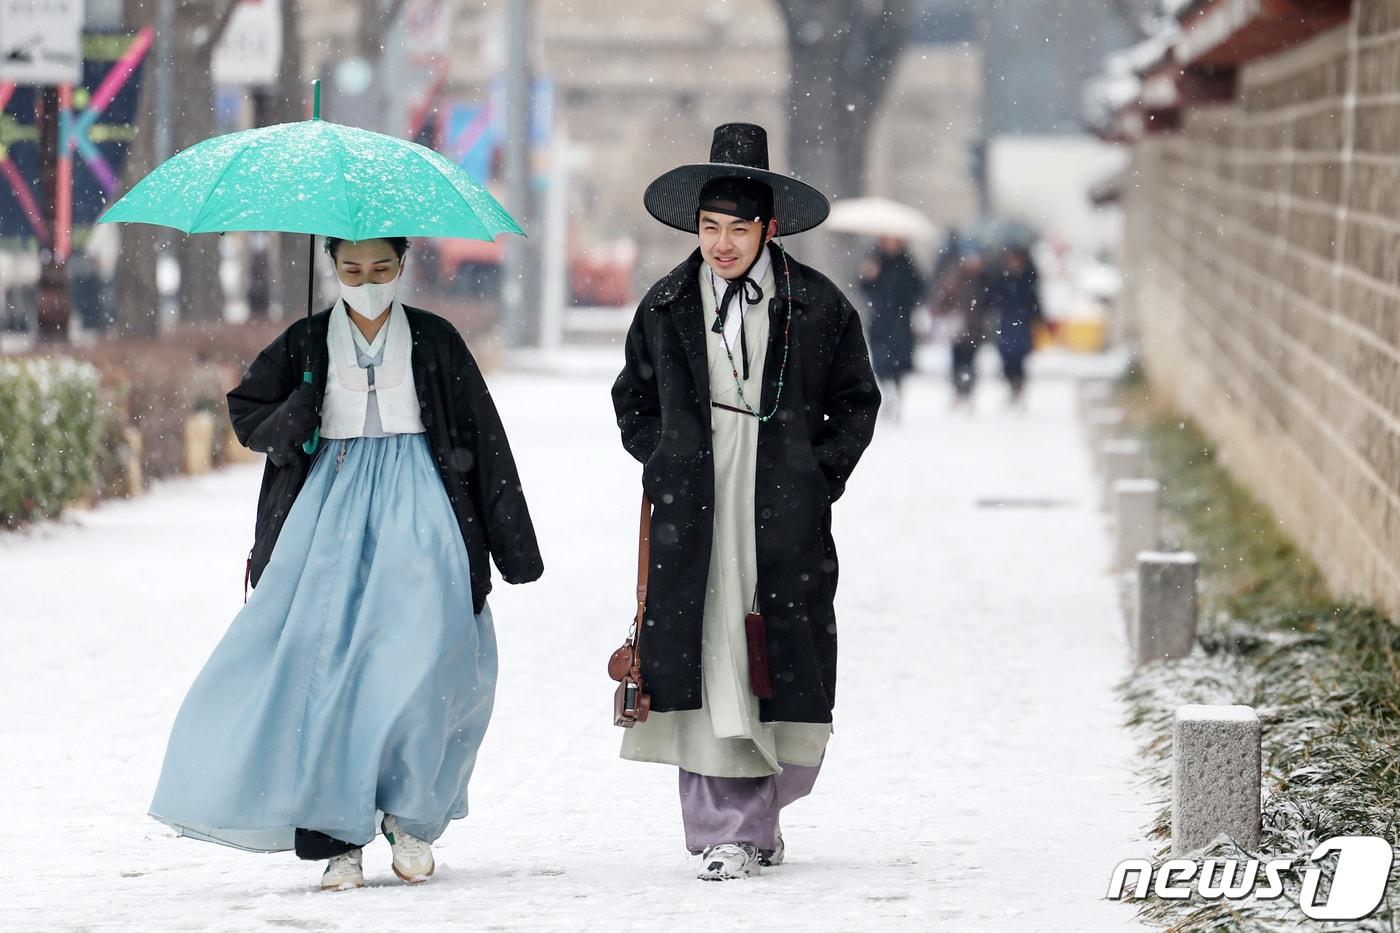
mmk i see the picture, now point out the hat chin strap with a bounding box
[710,236,771,380]
[734,235,767,285]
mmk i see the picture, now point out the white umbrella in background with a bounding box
[826,197,939,242]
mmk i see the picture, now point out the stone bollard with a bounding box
[1113,479,1160,570]
[1172,705,1261,855]
[1086,407,1126,473]
[1133,552,1198,664]
[1078,380,1113,421]
[1101,439,1144,509]
[123,426,144,497]
[1117,569,1138,643]
[183,411,216,475]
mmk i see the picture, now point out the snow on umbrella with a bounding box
[99,81,523,454]
[826,197,939,242]
[99,88,522,243]
[963,216,1039,252]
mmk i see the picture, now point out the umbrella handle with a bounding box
[301,225,318,456]
[301,370,320,455]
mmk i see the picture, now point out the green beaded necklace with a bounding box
[707,240,794,423]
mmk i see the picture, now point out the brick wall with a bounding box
[1123,5,1400,617]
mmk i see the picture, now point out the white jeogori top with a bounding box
[320,299,426,439]
[704,242,773,350]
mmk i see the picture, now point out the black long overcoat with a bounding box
[227,306,543,614]
[611,244,880,724]
[990,261,1045,359]
[858,249,925,381]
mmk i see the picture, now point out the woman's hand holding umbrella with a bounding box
[279,383,322,451]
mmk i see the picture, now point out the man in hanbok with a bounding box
[612,123,881,881]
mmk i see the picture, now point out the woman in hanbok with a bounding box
[150,236,543,891]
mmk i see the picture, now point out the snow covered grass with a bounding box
[0,357,103,525]
[1117,386,1400,931]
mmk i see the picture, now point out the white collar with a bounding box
[334,298,400,364]
[705,246,774,346]
[705,245,772,299]
[348,309,391,358]
[328,299,409,391]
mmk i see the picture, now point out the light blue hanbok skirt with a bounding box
[150,433,497,852]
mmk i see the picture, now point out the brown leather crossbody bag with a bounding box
[607,494,654,727]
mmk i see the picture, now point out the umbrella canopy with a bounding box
[99,119,523,242]
[826,197,938,242]
[962,216,1039,253]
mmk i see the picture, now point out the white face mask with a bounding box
[339,273,399,320]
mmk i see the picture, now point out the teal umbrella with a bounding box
[101,82,523,452]
[100,83,522,242]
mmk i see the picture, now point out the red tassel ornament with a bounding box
[745,610,774,699]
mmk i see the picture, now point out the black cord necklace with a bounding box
[707,241,795,423]
[708,251,765,380]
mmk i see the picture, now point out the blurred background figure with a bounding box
[931,247,992,409]
[858,235,924,422]
[989,245,1048,407]
[68,222,119,333]
[929,228,963,296]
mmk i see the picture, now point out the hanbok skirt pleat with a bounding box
[150,433,496,852]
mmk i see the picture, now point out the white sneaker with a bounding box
[320,848,364,891]
[758,829,784,867]
[382,815,435,884]
[697,843,762,881]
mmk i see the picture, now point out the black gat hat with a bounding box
[643,123,830,237]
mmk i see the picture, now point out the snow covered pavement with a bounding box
[2,351,1151,930]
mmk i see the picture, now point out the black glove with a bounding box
[278,382,321,450]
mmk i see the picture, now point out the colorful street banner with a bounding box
[442,76,555,186]
[0,30,152,252]
[444,102,496,183]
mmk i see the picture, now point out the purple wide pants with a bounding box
[678,762,822,854]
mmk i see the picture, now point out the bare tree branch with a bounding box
[848,0,913,115]
[201,0,245,53]
[358,0,413,59]
[774,0,912,198]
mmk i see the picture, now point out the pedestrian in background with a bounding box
[858,235,924,421]
[930,228,962,289]
[990,245,1050,406]
[931,247,994,407]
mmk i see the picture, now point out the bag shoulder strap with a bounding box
[624,493,652,685]
[634,493,652,629]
